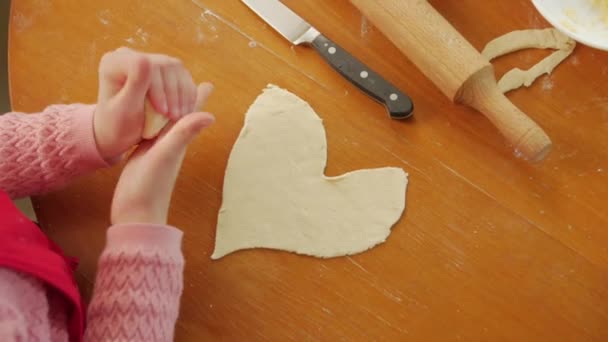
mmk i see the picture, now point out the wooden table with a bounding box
[9,0,608,340]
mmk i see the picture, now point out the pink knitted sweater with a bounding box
[0,105,184,341]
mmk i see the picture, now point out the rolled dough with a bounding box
[212,85,408,259]
[481,28,576,93]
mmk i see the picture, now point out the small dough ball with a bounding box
[142,100,170,139]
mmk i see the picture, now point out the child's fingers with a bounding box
[194,83,215,112]
[147,112,215,167]
[113,111,214,226]
[127,135,157,160]
[187,75,197,114]
[97,47,137,101]
[148,68,168,115]
[162,112,215,151]
[179,69,196,115]
[116,56,152,108]
[162,66,180,119]
[176,72,186,118]
[126,119,172,161]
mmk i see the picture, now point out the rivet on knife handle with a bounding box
[311,34,413,119]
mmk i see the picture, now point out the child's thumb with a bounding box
[194,83,214,112]
[116,56,152,107]
[153,112,215,159]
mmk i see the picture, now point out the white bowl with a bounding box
[532,0,608,51]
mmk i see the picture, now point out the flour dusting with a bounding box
[12,12,33,32]
[197,11,220,42]
[541,76,554,91]
[136,28,149,43]
[563,97,608,119]
[196,27,205,44]
[570,55,580,66]
[360,16,373,38]
[98,9,111,26]
[200,11,218,32]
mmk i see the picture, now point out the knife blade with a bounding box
[241,0,414,119]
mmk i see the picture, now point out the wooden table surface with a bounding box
[9,0,608,340]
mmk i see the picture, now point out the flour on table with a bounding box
[212,85,408,259]
[482,28,576,93]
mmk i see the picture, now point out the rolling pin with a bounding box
[350,0,552,161]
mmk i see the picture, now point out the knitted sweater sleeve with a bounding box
[85,224,185,342]
[0,104,109,199]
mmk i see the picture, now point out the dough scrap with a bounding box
[142,100,169,139]
[212,85,408,259]
[482,28,576,93]
[481,28,572,60]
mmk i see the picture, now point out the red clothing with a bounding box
[0,190,84,341]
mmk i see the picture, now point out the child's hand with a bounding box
[94,47,199,161]
[110,84,214,225]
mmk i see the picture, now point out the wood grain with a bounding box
[9,0,608,340]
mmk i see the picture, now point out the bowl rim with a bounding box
[531,0,608,51]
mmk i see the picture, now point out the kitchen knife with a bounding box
[241,0,414,119]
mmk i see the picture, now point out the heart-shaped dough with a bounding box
[212,85,408,259]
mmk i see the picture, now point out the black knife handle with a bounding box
[311,34,413,119]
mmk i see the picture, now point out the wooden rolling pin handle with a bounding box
[458,68,552,162]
